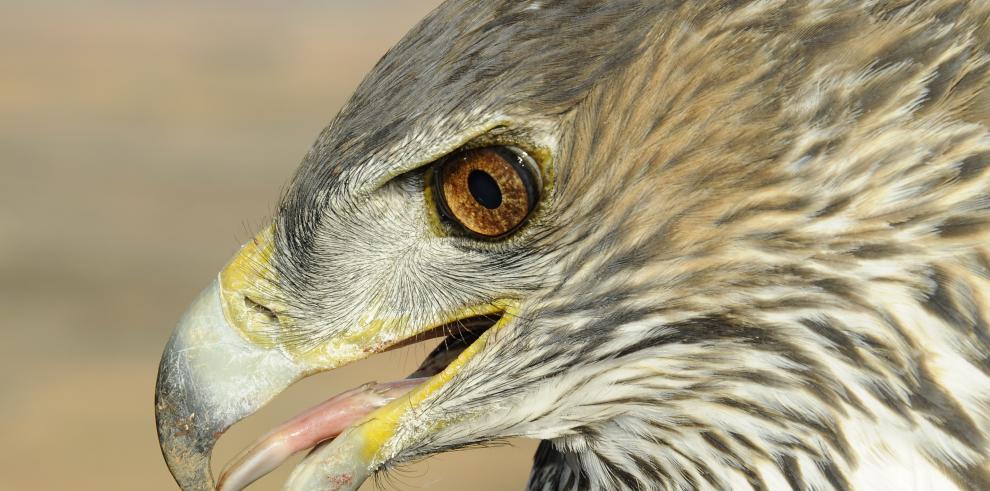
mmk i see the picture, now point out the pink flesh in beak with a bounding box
[215,377,426,491]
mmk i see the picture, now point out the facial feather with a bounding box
[266,1,990,489]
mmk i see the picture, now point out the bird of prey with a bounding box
[156,1,990,490]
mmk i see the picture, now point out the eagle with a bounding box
[155,1,990,490]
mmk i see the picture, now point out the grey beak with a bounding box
[155,280,304,490]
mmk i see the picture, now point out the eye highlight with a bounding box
[433,146,541,238]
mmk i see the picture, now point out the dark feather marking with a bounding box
[710,397,785,430]
[741,468,769,491]
[701,431,769,491]
[957,152,990,181]
[649,435,706,491]
[920,47,970,111]
[728,431,772,461]
[924,267,967,327]
[777,454,805,491]
[909,361,986,451]
[969,250,990,279]
[766,434,820,459]
[848,242,907,259]
[597,314,774,361]
[800,317,866,367]
[715,369,792,388]
[699,431,731,454]
[810,277,865,306]
[864,379,914,420]
[815,459,851,491]
[855,331,909,374]
[715,196,812,225]
[627,453,665,490]
[579,396,664,409]
[528,441,570,491]
[938,215,990,239]
[951,465,990,491]
[599,455,643,490]
[813,196,852,218]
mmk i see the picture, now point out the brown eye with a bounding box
[434,146,541,238]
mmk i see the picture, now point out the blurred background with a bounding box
[0,1,537,489]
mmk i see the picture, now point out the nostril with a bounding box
[243,296,278,324]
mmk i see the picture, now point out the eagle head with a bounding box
[157,2,990,490]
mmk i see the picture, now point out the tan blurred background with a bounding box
[0,1,537,489]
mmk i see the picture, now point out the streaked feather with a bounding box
[271,1,990,489]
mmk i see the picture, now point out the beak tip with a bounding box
[153,281,229,491]
[156,342,220,491]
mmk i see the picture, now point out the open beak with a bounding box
[155,228,509,490]
[155,279,305,490]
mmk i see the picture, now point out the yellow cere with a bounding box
[356,299,519,462]
[219,225,283,346]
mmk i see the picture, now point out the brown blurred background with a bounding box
[0,1,537,489]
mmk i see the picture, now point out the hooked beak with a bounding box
[156,228,307,490]
[155,228,511,490]
[155,279,305,490]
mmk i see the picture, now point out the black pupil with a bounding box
[468,170,502,209]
